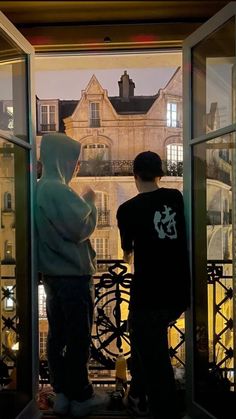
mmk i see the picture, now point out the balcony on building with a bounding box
[97,209,110,227]
[78,159,183,177]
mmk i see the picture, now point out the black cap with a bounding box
[133,151,164,181]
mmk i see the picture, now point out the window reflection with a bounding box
[193,133,235,411]
[192,17,235,137]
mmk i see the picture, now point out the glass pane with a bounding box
[0,28,28,140]
[0,138,30,393]
[192,133,235,417]
[192,17,235,138]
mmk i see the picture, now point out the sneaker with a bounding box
[53,392,70,415]
[70,391,110,417]
[123,394,150,417]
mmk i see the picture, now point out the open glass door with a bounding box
[183,2,236,418]
[0,11,39,419]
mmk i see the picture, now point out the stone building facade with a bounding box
[0,66,232,368]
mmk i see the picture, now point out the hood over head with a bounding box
[40,133,81,183]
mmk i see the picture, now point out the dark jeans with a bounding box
[43,275,94,401]
[128,308,180,419]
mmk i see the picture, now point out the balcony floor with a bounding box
[39,386,188,418]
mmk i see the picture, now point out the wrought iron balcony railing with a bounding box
[38,259,186,385]
[0,259,234,391]
[78,160,184,177]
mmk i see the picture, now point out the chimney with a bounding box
[118,71,135,99]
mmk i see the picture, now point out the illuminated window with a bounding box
[39,332,47,356]
[89,103,100,127]
[38,285,47,318]
[167,143,183,163]
[167,102,177,127]
[40,105,56,131]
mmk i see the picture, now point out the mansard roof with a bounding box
[59,100,78,131]
[109,95,157,114]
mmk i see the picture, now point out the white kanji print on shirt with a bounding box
[153,205,177,239]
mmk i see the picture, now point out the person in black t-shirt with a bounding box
[117,151,190,419]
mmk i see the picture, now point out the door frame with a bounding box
[183,2,236,418]
[0,10,39,419]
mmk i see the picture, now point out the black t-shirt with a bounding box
[117,188,190,312]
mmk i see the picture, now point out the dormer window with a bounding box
[40,104,56,132]
[89,103,100,127]
[167,102,177,127]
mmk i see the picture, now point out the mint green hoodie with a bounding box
[35,133,97,276]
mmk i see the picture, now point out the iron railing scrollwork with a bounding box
[207,260,234,390]
[1,260,234,391]
[78,160,184,177]
[90,260,132,369]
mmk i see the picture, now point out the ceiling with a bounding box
[0,1,232,51]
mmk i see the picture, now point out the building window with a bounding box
[96,192,110,226]
[167,102,177,127]
[89,103,100,127]
[96,192,108,211]
[40,105,56,131]
[3,285,14,311]
[167,143,183,163]
[4,240,13,260]
[166,143,183,176]
[83,144,109,160]
[91,238,109,259]
[3,192,12,211]
[38,285,47,319]
[39,332,48,357]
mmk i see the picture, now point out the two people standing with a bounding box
[35,135,190,419]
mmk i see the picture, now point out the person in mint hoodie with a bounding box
[35,133,108,417]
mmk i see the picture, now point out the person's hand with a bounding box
[82,186,96,203]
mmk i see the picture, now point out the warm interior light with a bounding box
[12,342,19,351]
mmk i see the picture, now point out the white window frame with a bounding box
[38,100,58,132]
[167,143,183,163]
[167,102,177,127]
[91,237,109,259]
